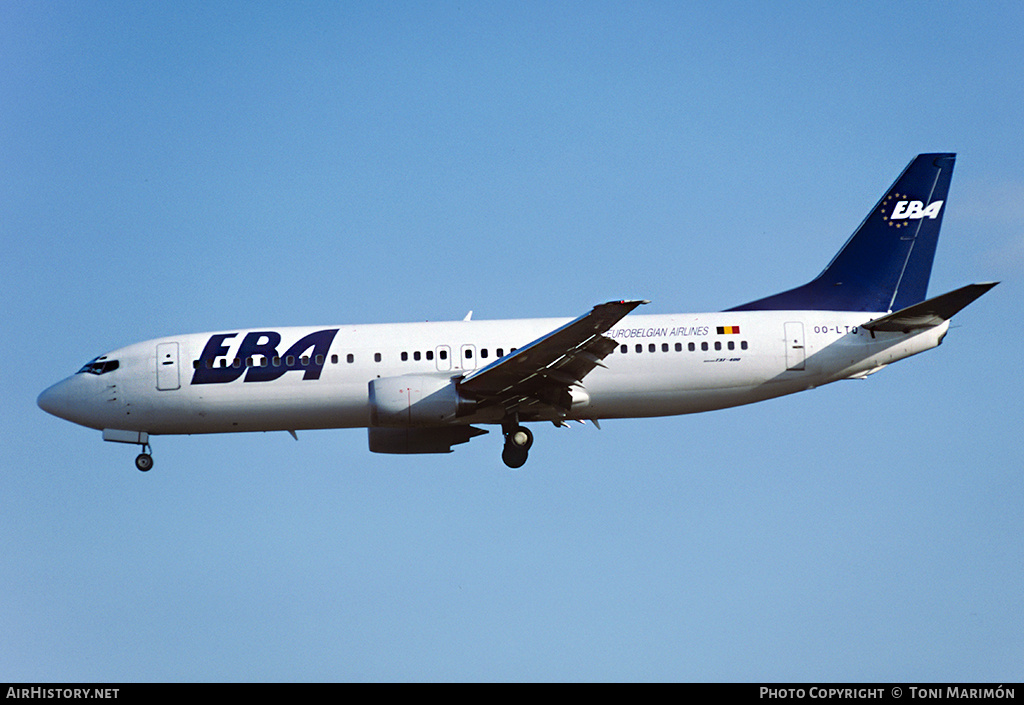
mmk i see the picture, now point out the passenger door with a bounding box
[784,322,805,371]
[156,342,181,390]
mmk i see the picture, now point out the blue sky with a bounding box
[3,1,1022,681]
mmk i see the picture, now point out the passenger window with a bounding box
[714,342,721,351]
[635,344,642,353]
[481,349,488,359]
[741,341,748,350]
[347,353,355,363]
[374,353,381,363]
[286,355,295,366]
[701,342,708,352]
[649,343,656,353]
[414,351,421,361]
[439,350,447,360]
[496,348,504,357]
[331,354,339,364]
[401,352,408,361]
[426,350,434,361]
[689,342,695,352]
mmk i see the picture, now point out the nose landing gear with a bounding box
[135,446,153,472]
[101,429,154,472]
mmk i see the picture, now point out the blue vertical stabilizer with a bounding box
[728,153,956,312]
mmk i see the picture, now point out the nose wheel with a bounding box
[501,423,533,469]
[135,443,153,472]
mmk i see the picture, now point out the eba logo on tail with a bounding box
[881,193,943,227]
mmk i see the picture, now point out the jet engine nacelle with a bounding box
[368,374,475,427]
[368,426,488,454]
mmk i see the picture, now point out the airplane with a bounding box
[38,153,996,471]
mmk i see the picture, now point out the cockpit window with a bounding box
[77,357,120,375]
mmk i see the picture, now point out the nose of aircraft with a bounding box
[38,378,72,420]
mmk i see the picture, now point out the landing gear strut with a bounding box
[501,421,533,469]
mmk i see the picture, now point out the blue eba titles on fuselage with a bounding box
[191,329,339,384]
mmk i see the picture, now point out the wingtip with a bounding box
[599,299,649,309]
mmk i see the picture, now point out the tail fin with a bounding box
[728,153,956,312]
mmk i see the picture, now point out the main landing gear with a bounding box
[501,420,533,469]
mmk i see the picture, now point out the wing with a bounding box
[457,299,647,419]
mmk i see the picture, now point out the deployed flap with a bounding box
[458,300,647,415]
[862,282,998,332]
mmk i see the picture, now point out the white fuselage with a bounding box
[39,309,948,437]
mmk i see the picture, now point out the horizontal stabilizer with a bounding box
[862,282,998,332]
